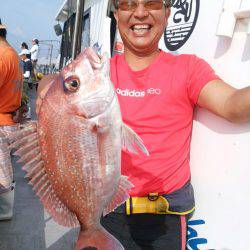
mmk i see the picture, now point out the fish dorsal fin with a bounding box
[9,121,79,228]
[121,124,149,156]
[103,176,134,216]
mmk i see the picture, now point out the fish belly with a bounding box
[38,114,120,228]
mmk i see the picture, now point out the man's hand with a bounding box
[36,74,56,115]
[85,47,108,70]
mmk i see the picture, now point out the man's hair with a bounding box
[0,28,7,38]
[33,39,39,45]
[21,42,28,49]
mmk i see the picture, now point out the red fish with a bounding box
[10,50,148,250]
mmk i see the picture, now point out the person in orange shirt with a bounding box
[0,18,23,221]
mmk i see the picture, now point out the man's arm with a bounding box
[0,57,7,89]
[198,80,250,123]
[29,46,36,54]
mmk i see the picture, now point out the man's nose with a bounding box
[133,3,150,18]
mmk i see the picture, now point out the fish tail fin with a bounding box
[76,226,124,250]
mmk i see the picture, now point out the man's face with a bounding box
[114,1,170,54]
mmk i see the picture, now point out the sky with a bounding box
[1,0,64,58]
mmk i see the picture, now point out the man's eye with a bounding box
[119,1,137,10]
[64,79,80,92]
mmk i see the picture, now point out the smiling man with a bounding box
[115,0,169,60]
[36,0,250,249]
[98,0,250,249]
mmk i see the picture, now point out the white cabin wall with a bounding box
[159,0,250,87]
[84,0,111,56]
[159,1,250,249]
[242,0,250,8]
[84,0,102,10]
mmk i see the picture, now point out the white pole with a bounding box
[72,0,84,59]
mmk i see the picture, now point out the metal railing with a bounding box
[37,40,60,74]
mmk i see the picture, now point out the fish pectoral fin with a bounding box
[121,124,149,156]
[103,176,134,216]
[9,121,40,161]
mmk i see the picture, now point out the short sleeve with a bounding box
[187,55,220,105]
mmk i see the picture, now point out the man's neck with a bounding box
[124,48,161,71]
[0,37,8,46]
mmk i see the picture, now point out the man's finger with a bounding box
[85,47,102,69]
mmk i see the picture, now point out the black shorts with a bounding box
[101,212,187,250]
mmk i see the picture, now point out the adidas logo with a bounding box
[116,88,145,97]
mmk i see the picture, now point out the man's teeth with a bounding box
[133,25,151,30]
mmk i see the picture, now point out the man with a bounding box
[30,38,39,81]
[20,49,33,89]
[19,42,29,56]
[20,49,33,119]
[37,1,250,249]
[0,18,23,220]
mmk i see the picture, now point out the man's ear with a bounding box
[165,7,171,26]
[165,7,171,20]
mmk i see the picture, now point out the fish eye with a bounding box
[64,78,80,92]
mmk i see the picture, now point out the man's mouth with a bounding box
[131,24,152,35]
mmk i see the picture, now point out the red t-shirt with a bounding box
[110,51,220,197]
